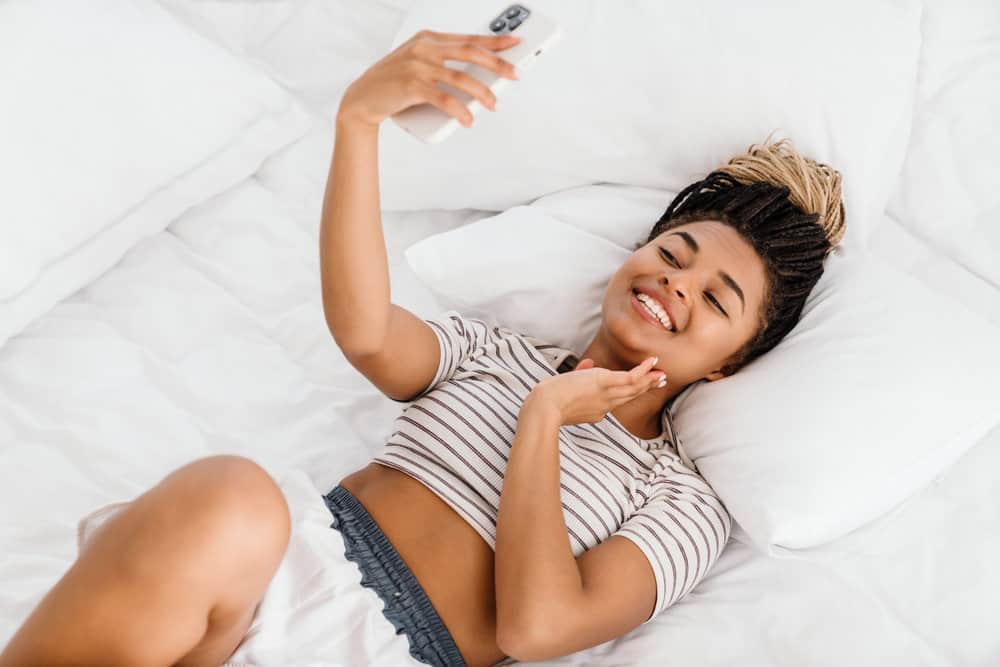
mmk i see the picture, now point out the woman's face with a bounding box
[599,220,769,387]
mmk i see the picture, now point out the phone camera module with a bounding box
[489,18,506,32]
[505,7,520,19]
[507,17,522,30]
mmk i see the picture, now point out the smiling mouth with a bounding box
[631,289,674,332]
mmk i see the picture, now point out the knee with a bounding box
[156,455,292,566]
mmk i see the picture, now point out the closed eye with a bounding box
[658,247,679,267]
[706,293,728,317]
[658,246,729,318]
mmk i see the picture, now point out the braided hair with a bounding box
[644,137,846,377]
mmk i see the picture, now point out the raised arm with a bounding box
[319,29,519,401]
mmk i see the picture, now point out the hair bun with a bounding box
[716,136,846,249]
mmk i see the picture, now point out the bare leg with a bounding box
[0,455,291,667]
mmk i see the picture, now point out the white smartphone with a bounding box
[391,4,562,144]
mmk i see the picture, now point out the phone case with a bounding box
[391,6,562,144]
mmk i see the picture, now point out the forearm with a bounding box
[318,111,391,354]
[495,394,585,644]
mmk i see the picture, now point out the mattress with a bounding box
[2,1,999,666]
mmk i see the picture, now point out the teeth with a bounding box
[641,300,671,330]
[636,293,673,331]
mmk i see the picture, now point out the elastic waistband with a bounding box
[323,485,397,556]
[323,485,468,667]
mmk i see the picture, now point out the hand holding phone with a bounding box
[393,5,562,143]
[336,29,521,131]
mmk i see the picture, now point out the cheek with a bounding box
[685,311,728,340]
[683,317,745,357]
[601,270,626,302]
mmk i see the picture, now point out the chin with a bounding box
[608,313,657,355]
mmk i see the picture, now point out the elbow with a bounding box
[323,311,387,358]
[496,628,529,663]
[495,599,531,660]
[336,338,382,359]
[495,611,527,662]
[327,322,382,358]
[495,622,520,662]
[496,617,556,663]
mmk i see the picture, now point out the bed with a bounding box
[2,1,998,666]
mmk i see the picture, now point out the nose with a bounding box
[661,273,689,308]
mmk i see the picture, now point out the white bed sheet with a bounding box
[3,1,1000,665]
[1,118,997,667]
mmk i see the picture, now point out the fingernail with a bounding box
[650,356,658,365]
[657,378,667,388]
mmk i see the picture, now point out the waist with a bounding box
[336,462,506,667]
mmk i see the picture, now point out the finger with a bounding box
[424,30,521,51]
[593,367,619,388]
[417,82,474,127]
[604,359,654,388]
[609,371,664,399]
[575,358,595,371]
[649,371,668,390]
[639,367,667,390]
[427,64,497,111]
[606,368,638,388]
[433,42,519,79]
[627,356,659,383]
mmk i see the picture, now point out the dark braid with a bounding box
[642,139,845,377]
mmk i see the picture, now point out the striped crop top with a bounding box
[372,310,732,624]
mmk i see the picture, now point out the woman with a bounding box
[0,29,845,667]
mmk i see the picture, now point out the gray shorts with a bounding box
[323,485,469,667]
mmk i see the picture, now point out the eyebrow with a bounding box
[666,231,746,315]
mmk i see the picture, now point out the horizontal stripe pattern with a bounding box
[372,309,732,624]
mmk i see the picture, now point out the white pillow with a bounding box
[380,0,921,252]
[405,201,1000,556]
[0,0,313,347]
[886,0,1000,287]
[406,205,631,353]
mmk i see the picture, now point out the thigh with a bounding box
[3,456,291,667]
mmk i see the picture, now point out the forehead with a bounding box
[655,220,753,257]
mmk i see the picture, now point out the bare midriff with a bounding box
[337,462,508,667]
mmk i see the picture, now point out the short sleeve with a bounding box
[388,309,496,403]
[614,474,733,624]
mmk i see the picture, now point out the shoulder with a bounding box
[649,463,733,541]
[437,310,572,355]
[429,309,522,339]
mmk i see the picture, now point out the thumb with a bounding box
[574,358,595,371]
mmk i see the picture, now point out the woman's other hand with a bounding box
[337,29,520,129]
[525,357,668,427]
